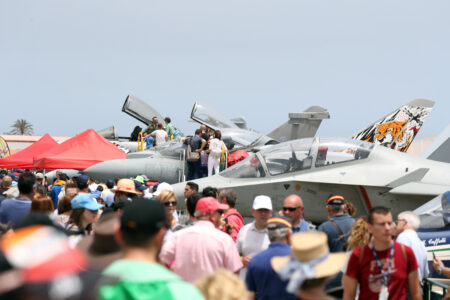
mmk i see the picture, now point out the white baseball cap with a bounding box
[253,195,272,210]
[153,182,173,196]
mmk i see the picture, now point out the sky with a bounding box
[1,0,449,141]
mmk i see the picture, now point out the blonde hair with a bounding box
[194,269,250,300]
[348,216,371,250]
[157,190,177,203]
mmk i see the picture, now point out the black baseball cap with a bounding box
[327,194,345,205]
[121,198,167,235]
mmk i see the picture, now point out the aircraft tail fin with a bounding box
[421,125,450,163]
[266,106,330,142]
[350,98,434,152]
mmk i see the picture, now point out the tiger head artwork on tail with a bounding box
[351,99,434,152]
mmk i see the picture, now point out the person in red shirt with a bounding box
[218,189,244,242]
[342,206,421,300]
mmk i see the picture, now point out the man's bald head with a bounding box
[2,176,12,188]
[282,194,304,225]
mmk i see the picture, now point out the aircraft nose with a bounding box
[84,159,134,181]
[172,182,186,204]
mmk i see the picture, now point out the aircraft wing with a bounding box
[421,125,450,163]
[266,106,330,142]
[389,182,450,196]
[351,98,434,152]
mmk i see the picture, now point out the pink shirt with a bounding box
[159,220,243,282]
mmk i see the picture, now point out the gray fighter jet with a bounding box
[86,101,330,182]
[170,99,441,222]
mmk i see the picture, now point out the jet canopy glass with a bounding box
[220,138,373,178]
[191,102,239,129]
[414,191,450,229]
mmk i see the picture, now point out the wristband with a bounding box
[439,265,444,275]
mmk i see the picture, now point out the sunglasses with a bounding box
[282,207,300,212]
[164,201,177,207]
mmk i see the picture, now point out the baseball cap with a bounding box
[135,175,145,184]
[106,179,114,189]
[77,174,90,186]
[327,194,345,205]
[267,216,292,230]
[152,182,173,196]
[71,193,104,211]
[35,173,44,180]
[134,180,148,191]
[253,195,272,210]
[121,198,167,235]
[194,197,229,218]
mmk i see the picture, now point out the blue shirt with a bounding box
[0,197,31,228]
[292,219,314,233]
[245,242,296,300]
[318,213,355,252]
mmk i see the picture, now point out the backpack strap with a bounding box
[330,219,350,250]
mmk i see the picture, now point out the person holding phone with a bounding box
[433,253,450,277]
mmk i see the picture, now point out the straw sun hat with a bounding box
[271,232,347,294]
[111,179,139,195]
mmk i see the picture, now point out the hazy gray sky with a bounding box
[1,0,449,140]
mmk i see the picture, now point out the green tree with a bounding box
[9,119,34,135]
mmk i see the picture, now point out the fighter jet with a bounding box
[170,99,442,222]
[85,101,330,182]
[97,95,185,153]
[414,191,450,277]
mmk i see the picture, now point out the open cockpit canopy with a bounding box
[220,138,374,179]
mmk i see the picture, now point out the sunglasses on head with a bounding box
[164,201,177,207]
[282,207,300,212]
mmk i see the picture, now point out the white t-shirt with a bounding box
[236,222,270,279]
[152,129,168,145]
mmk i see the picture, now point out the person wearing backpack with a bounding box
[318,194,355,252]
[318,194,355,294]
[206,130,227,177]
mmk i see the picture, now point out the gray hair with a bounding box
[329,204,345,213]
[268,227,291,242]
[219,189,237,208]
[398,211,420,230]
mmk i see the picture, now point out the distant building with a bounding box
[0,135,71,155]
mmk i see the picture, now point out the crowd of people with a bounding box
[0,167,442,300]
[140,117,229,180]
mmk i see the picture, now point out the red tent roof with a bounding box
[0,134,58,169]
[33,129,126,170]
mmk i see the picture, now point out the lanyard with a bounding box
[370,241,394,286]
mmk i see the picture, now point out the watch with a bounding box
[438,265,444,275]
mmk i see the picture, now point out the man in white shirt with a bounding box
[148,123,168,146]
[236,195,273,280]
[395,210,429,281]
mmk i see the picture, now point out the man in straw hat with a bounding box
[271,231,347,300]
[342,206,421,300]
[246,216,296,300]
[111,178,140,202]
[99,198,203,300]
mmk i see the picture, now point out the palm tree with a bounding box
[9,119,34,135]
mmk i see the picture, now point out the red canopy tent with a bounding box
[0,134,58,169]
[33,129,126,170]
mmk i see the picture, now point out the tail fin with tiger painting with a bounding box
[350,99,434,152]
